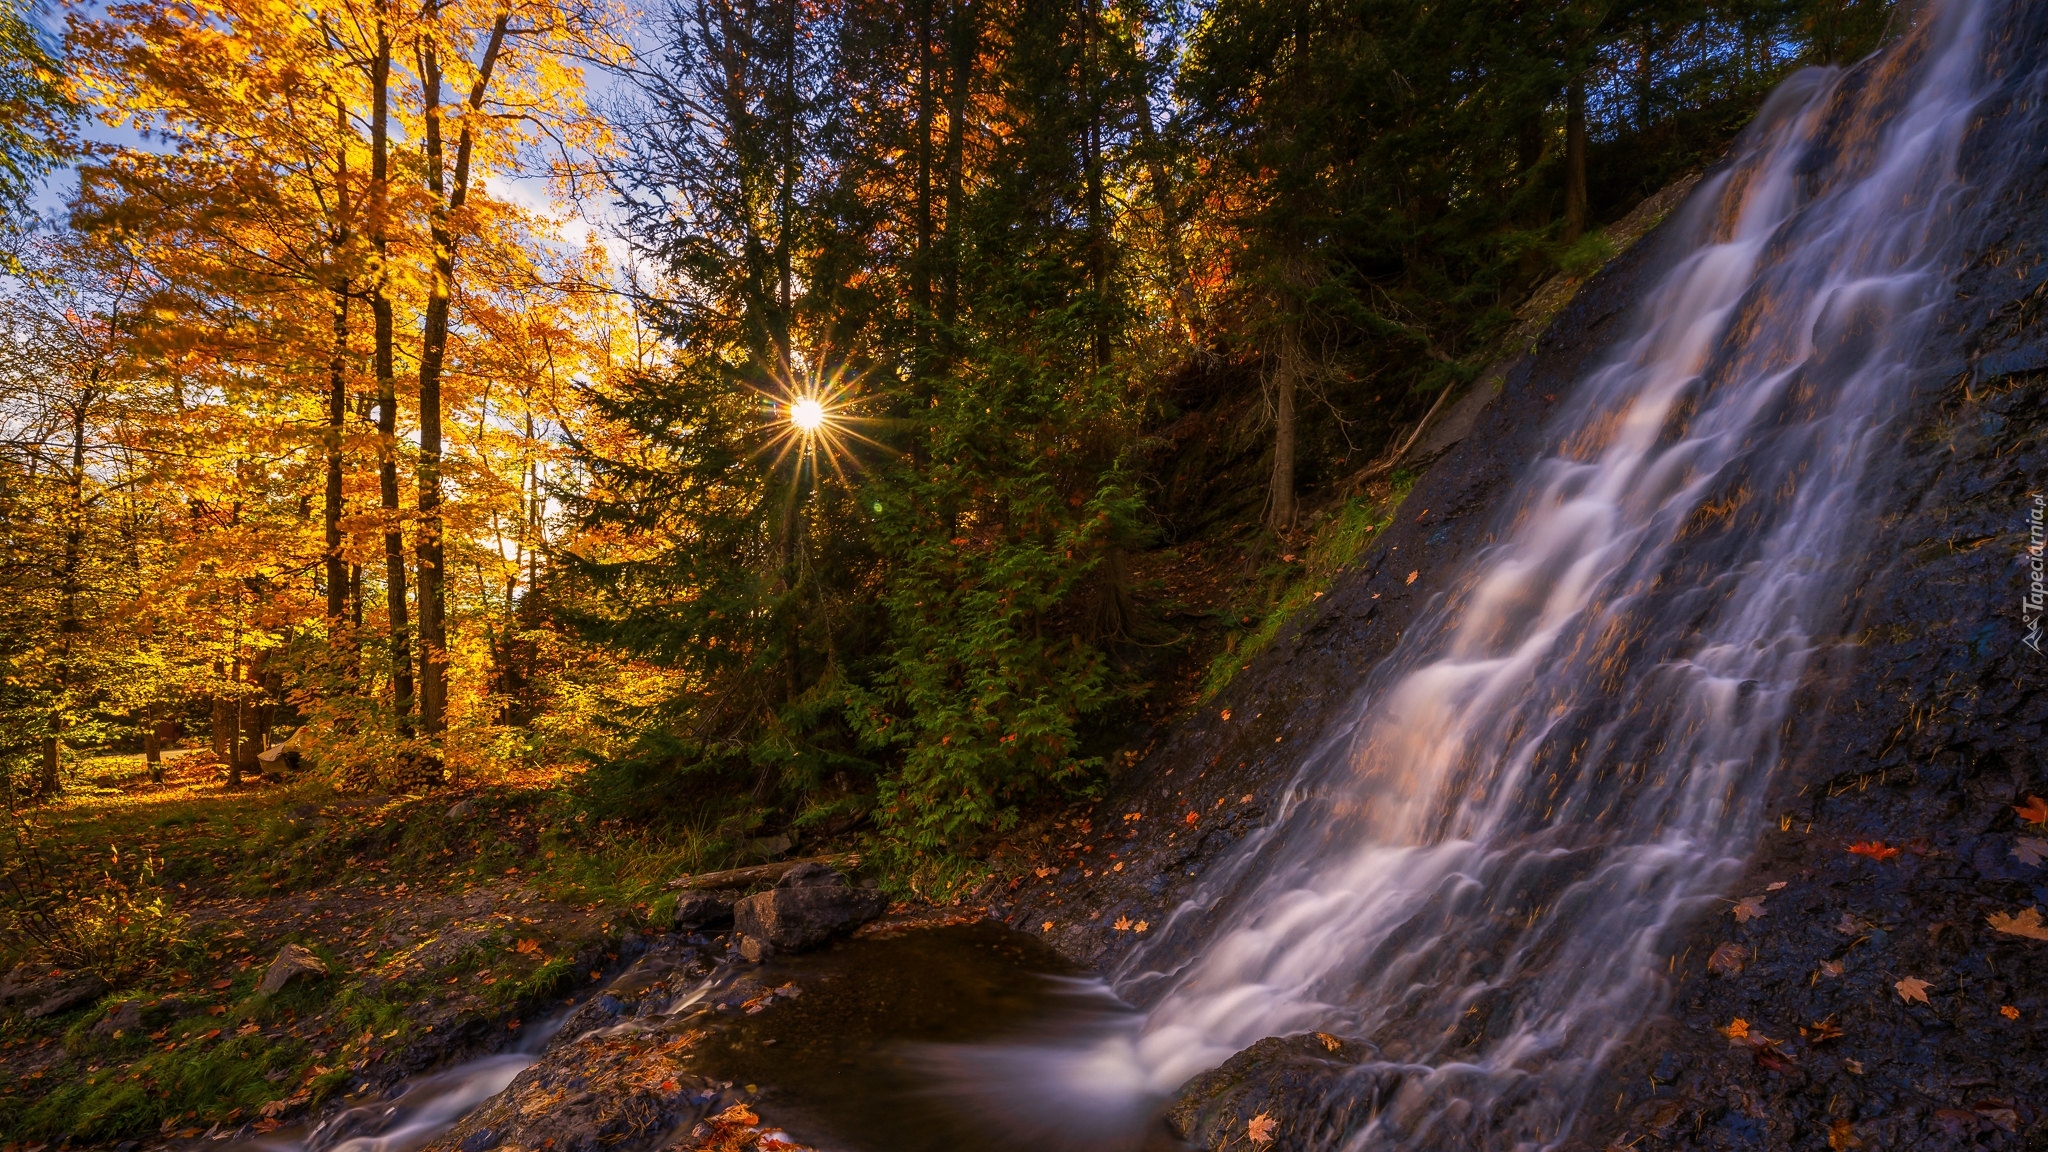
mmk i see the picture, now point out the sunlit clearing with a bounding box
[790,397,826,432]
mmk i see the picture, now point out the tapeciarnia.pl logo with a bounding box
[2027,493,2045,654]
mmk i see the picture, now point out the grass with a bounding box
[1198,478,1416,701]
[0,748,769,1144]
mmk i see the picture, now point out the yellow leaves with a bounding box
[1133,920,1149,933]
[1040,920,1053,932]
[514,937,540,954]
[1313,1032,1342,1052]
[1718,1017,1750,1042]
[1894,976,1930,1004]
[1986,906,2048,941]
[1247,1112,1278,1144]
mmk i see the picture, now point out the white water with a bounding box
[958,2,2040,1147]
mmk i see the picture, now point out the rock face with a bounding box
[731,865,884,958]
[90,999,142,1038]
[257,944,330,995]
[23,974,107,1020]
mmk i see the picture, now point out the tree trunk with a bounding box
[1564,77,1589,243]
[210,672,233,762]
[144,702,163,784]
[1267,319,1300,535]
[227,655,245,787]
[913,0,934,325]
[1083,0,1109,370]
[1132,68,1194,345]
[940,0,974,331]
[414,11,509,737]
[327,96,352,638]
[370,13,412,730]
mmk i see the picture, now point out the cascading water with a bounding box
[945,2,2045,1148]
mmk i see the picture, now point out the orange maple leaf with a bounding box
[1986,907,2048,940]
[1247,1112,1278,1144]
[1720,1017,1750,1041]
[2015,796,2048,826]
[1846,841,1899,862]
[1894,976,1931,1004]
[2000,1005,2021,1020]
[1731,895,1766,923]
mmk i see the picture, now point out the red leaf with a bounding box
[1847,841,1900,862]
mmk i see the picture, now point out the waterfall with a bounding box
[958,2,2045,1148]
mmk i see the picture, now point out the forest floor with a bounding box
[0,751,770,1148]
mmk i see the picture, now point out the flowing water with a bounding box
[939,2,2046,1148]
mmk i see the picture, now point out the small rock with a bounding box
[92,999,143,1038]
[737,934,776,963]
[257,944,330,995]
[673,889,740,931]
[747,834,794,860]
[26,974,108,1020]
[775,862,842,888]
[447,798,477,819]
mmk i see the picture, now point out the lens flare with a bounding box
[790,397,826,432]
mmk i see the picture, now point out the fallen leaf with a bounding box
[1219,710,1231,722]
[2015,796,2048,826]
[1834,913,1864,935]
[211,978,232,990]
[202,1028,222,1040]
[515,939,539,955]
[1033,867,1055,879]
[1315,1032,1342,1052]
[1894,976,1931,1004]
[1847,841,1900,862]
[1113,917,1132,931]
[1843,1058,1864,1074]
[1184,811,1199,825]
[1706,942,1747,975]
[1719,1018,1750,1041]
[1133,920,1149,933]
[2000,1005,2020,1020]
[1828,1117,1862,1151]
[1405,570,1419,585]
[1820,960,1846,979]
[1986,906,2048,940]
[259,1100,288,1119]
[1807,1016,1844,1043]
[1732,895,1766,923]
[1247,1112,1278,1144]
[1041,921,1053,932]
[1765,881,1787,891]
[2014,838,2048,867]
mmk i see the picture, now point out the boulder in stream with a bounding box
[731,865,884,958]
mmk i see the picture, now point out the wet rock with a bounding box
[446,798,476,819]
[91,999,143,1038]
[731,868,884,956]
[673,888,741,931]
[257,943,330,995]
[1164,1032,1375,1149]
[25,974,107,1019]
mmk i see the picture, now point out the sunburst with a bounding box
[752,359,891,491]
